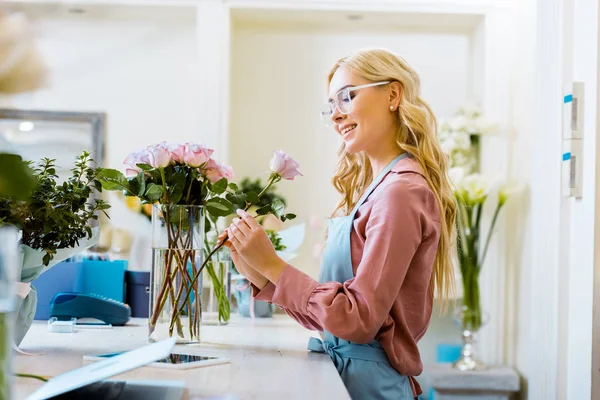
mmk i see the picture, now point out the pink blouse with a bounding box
[253,157,441,391]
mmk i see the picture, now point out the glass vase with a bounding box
[149,205,204,344]
[0,227,18,400]
[201,256,231,325]
[452,304,488,371]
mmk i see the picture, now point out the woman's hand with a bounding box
[226,209,287,283]
[217,230,269,290]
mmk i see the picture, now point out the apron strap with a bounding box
[350,152,410,216]
[308,336,390,363]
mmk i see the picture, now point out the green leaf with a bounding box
[169,171,186,204]
[226,192,247,209]
[0,153,34,199]
[271,199,285,218]
[245,191,260,205]
[212,178,228,195]
[129,176,140,196]
[135,172,146,197]
[136,163,153,171]
[98,168,127,183]
[254,204,271,216]
[98,168,130,193]
[281,213,296,222]
[205,197,234,217]
[93,180,103,193]
[146,183,164,202]
[228,182,238,191]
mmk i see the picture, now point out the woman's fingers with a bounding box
[232,217,251,236]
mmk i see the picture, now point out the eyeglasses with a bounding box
[320,81,390,123]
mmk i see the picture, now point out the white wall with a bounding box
[8,8,209,236]
[505,0,536,394]
[565,0,597,398]
[519,0,599,398]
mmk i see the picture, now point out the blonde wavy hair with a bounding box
[328,48,456,305]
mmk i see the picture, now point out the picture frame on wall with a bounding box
[0,109,106,180]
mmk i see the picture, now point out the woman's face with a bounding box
[328,66,399,155]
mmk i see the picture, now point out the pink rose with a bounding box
[168,143,186,164]
[147,143,172,169]
[183,143,214,168]
[204,159,234,183]
[124,149,152,177]
[269,150,302,180]
[219,163,234,181]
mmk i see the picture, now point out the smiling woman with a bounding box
[222,48,456,400]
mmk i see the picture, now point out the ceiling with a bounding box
[3,2,483,33]
[231,8,483,34]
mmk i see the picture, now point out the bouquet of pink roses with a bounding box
[99,143,300,342]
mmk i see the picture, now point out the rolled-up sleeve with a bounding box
[268,179,435,343]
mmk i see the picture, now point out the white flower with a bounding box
[498,182,526,207]
[440,137,457,154]
[454,131,471,150]
[448,115,468,132]
[451,151,472,169]
[448,167,467,186]
[455,173,492,205]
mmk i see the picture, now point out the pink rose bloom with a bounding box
[204,159,234,183]
[218,163,234,181]
[269,150,302,180]
[147,143,172,169]
[183,143,214,168]
[168,143,187,164]
[123,149,152,177]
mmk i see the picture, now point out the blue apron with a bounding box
[308,153,418,400]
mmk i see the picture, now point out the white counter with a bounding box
[14,315,350,400]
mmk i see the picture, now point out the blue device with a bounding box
[50,292,131,326]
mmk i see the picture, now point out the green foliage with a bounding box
[238,177,286,208]
[0,152,110,266]
[98,166,295,224]
[266,230,287,252]
[0,153,34,200]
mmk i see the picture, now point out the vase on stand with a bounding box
[201,251,231,325]
[0,227,18,400]
[149,205,204,344]
[453,274,488,371]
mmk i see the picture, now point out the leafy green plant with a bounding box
[0,152,109,265]
[238,177,287,208]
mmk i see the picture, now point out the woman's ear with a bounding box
[389,82,403,109]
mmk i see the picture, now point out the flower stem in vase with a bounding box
[150,204,203,343]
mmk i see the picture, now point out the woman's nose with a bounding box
[331,105,344,123]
